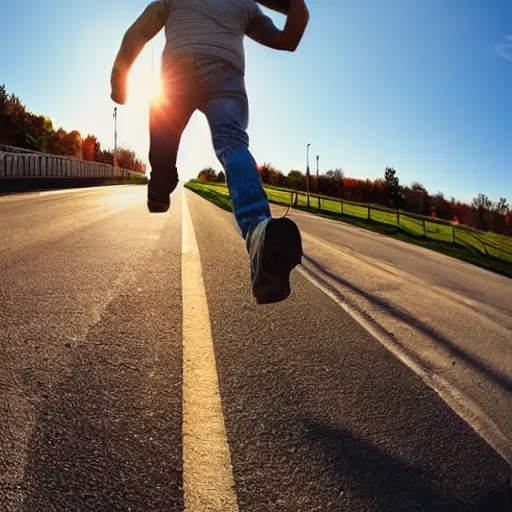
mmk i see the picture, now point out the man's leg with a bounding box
[199,80,270,239]
[199,68,302,304]
[148,56,198,212]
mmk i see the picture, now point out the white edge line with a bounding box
[297,266,512,467]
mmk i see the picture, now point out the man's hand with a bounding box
[111,71,128,105]
[247,0,309,51]
[110,1,166,104]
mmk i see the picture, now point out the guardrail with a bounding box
[0,151,142,180]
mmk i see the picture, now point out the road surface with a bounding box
[0,185,510,511]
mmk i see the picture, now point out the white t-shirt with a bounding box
[160,0,265,76]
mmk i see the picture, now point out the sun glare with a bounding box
[128,69,162,106]
[149,72,162,103]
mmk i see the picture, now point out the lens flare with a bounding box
[149,73,162,103]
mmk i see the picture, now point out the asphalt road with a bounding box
[0,185,510,511]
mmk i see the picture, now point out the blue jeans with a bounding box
[149,55,271,241]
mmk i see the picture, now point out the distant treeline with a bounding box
[0,84,146,174]
[197,165,512,236]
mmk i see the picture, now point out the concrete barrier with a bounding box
[0,151,142,180]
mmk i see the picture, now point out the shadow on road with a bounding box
[301,419,508,511]
[302,254,512,394]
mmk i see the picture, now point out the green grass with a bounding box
[185,180,232,212]
[185,179,512,279]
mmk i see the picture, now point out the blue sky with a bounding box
[2,0,511,203]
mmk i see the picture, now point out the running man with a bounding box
[110,0,309,304]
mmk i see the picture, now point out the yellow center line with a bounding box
[181,190,239,512]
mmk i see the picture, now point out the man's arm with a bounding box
[256,0,289,16]
[111,1,167,104]
[247,0,309,52]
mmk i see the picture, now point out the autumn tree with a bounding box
[493,197,509,215]
[197,167,217,181]
[315,168,344,198]
[96,149,114,166]
[35,116,54,152]
[472,193,493,211]
[64,130,82,157]
[429,192,448,219]
[46,128,80,156]
[384,167,401,208]
[404,181,429,214]
[472,194,493,230]
[258,162,282,185]
[81,134,101,162]
[286,170,305,190]
[325,168,344,180]
[410,181,426,192]
[505,210,512,236]
[115,147,146,173]
[0,85,7,114]
[0,87,27,146]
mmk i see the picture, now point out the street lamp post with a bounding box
[113,107,118,170]
[306,142,311,207]
[316,154,319,193]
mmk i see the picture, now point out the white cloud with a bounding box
[495,35,512,61]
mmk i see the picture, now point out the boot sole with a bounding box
[252,218,302,305]
[147,200,170,213]
[147,178,176,213]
